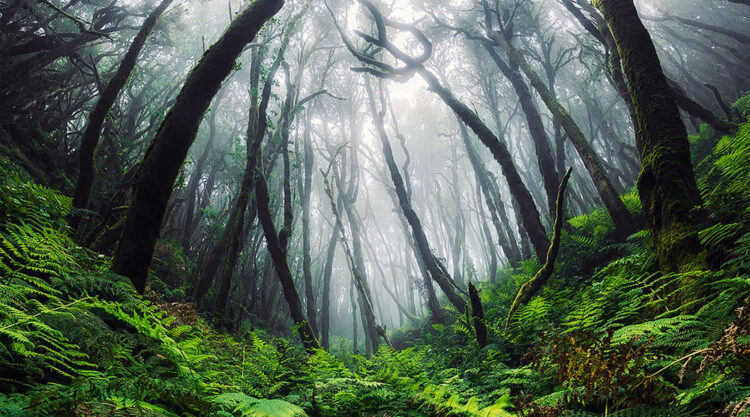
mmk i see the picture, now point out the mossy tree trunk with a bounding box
[468,283,487,348]
[70,0,174,230]
[507,169,572,327]
[595,0,704,273]
[255,155,320,353]
[494,33,638,240]
[112,0,284,293]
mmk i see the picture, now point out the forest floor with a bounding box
[1,97,750,416]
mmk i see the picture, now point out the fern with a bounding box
[212,393,307,417]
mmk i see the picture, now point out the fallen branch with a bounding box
[506,168,572,328]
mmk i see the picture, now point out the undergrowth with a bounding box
[1,96,749,416]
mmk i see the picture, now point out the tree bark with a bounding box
[595,0,704,272]
[70,0,174,229]
[468,282,487,348]
[494,33,637,240]
[112,0,284,293]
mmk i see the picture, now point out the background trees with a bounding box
[0,0,747,388]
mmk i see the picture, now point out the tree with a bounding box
[328,0,551,261]
[113,0,284,293]
[594,0,704,272]
[70,0,174,230]
[365,78,465,315]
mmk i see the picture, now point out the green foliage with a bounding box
[212,393,307,417]
[2,109,750,416]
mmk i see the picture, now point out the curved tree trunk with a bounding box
[507,169,572,327]
[71,0,174,229]
[112,0,284,293]
[480,43,559,216]
[417,68,550,261]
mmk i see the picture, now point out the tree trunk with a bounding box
[324,168,383,354]
[70,0,174,229]
[481,43,560,216]
[320,224,338,350]
[495,33,638,240]
[507,169,572,327]
[300,110,318,337]
[667,79,736,134]
[468,283,487,348]
[112,0,284,293]
[366,79,466,313]
[417,68,550,261]
[255,164,319,352]
[595,0,704,272]
[458,121,522,265]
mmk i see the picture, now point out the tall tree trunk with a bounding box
[180,89,226,255]
[324,168,383,354]
[300,110,318,337]
[495,34,637,240]
[70,0,174,229]
[458,121,522,265]
[255,165,319,352]
[417,68,550,261]
[113,0,284,293]
[480,43,560,216]
[507,169,572,326]
[595,0,704,272]
[320,224,338,350]
[366,79,466,313]
[475,180,498,282]
[468,282,487,348]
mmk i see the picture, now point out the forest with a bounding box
[1,0,749,415]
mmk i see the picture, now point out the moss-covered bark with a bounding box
[506,168,572,328]
[112,0,284,293]
[70,0,174,229]
[595,0,704,273]
[468,283,488,348]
